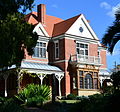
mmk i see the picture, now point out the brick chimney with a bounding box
[37,4,46,25]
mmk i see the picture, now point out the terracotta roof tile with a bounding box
[26,12,81,37]
[26,12,63,36]
[52,14,81,37]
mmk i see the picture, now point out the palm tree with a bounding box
[102,7,120,54]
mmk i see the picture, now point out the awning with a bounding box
[21,61,64,75]
[99,69,110,76]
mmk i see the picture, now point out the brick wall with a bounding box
[89,43,98,57]
[100,50,107,68]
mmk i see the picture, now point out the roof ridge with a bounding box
[52,14,81,37]
[54,14,81,25]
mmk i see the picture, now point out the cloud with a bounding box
[100,2,111,9]
[51,4,58,8]
[100,2,120,18]
[107,3,120,17]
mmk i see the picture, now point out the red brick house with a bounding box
[0,4,109,97]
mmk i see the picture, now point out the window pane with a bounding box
[77,43,79,47]
[43,43,46,47]
[80,77,83,88]
[80,50,84,55]
[56,48,59,58]
[55,43,58,47]
[85,50,88,55]
[85,74,93,89]
[73,77,77,89]
[85,44,88,48]
[94,72,98,77]
[79,71,83,76]
[40,42,42,47]
[33,42,46,58]
[77,48,79,54]
[40,48,42,57]
[43,48,46,58]
[80,44,84,48]
[94,79,98,89]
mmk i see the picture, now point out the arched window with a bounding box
[85,74,93,89]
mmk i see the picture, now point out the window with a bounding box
[80,77,84,88]
[33,42,46,58]
[73,77,77,89]
[93,79,98,89]
[76,43,88,56]
[79,71,84,89]
[98,51,100,57]
[85,74,93,89]
[55,41,59,59]
[79,71,98,90]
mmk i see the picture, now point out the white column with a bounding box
[37,74,46,85]
[3,73,9,97]
[55,73,64,97]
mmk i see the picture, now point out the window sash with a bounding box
[33,42,46,58]
[76,43,88,56]
[55,42,59,59]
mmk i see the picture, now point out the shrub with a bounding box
[15,83,50,107]
[0,98,27,112]
[66,94,76,100]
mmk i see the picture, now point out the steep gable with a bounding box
[52,15,81,37]
[33,23,49,37]
[26,12,63,37]
[66,14,99,40]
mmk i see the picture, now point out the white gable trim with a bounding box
[33,23,49,37]
[66,14,99,40]
[80,14,98,40]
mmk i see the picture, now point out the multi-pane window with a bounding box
[79,71,98,89]
[55,41,59,59]
[93,79,98,89]
[79,71,84,89]
[76,43,88,56]
[85,74,93,89]
[33,42,46,58]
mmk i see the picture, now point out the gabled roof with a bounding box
[26,12,63,36]
[52,14,81,37]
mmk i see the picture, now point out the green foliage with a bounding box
[111,71,120,90]
[102,7,120,53]
[0,13,38,69]
[0,0,38,71]
[0,98,27,112]
[66,94,77,100]
[102,86,114,95]
[15,84,51,107]
[0,0,35,19]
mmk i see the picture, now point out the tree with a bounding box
[102,7,120,53]
[111,71,120,91]
[0,0,38,70]
[0,0,34,19]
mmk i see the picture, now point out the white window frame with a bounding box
[76,42,89,56]
[33,41,47,58]
[55,41,59,59]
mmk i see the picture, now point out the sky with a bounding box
[31,0,120,70]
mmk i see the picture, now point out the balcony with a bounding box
[71,54,101,65]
